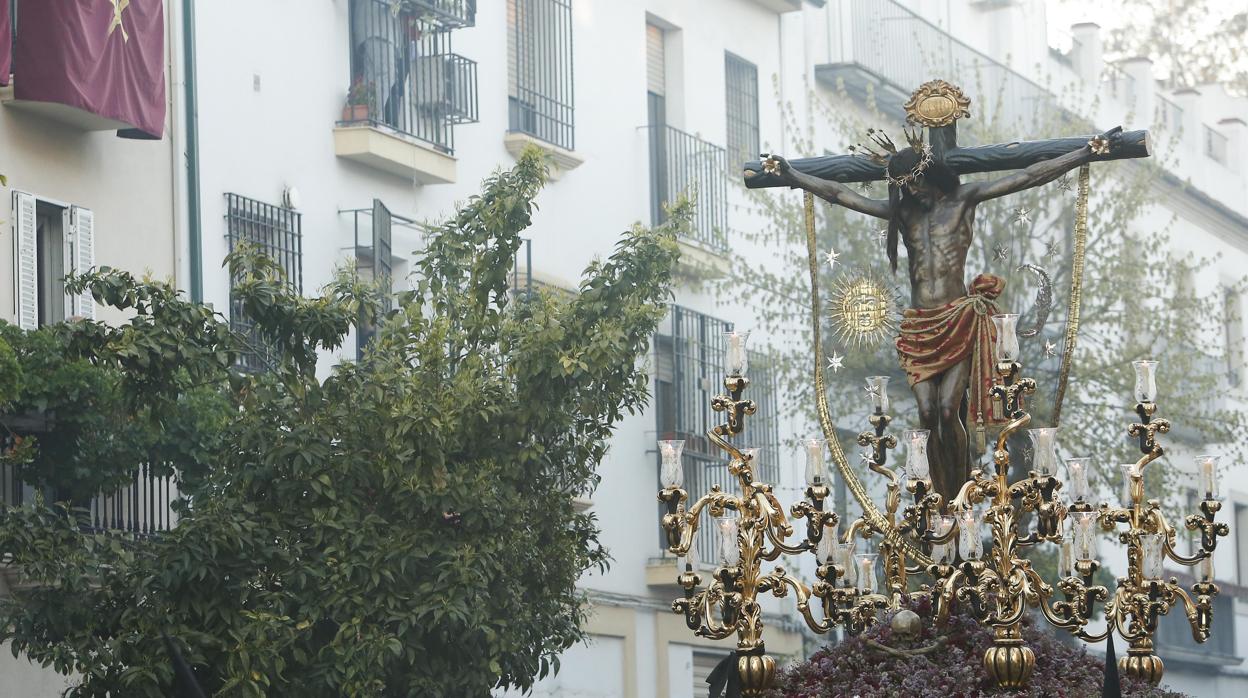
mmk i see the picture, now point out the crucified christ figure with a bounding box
[765,126,1123,501]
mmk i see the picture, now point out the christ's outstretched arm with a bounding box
[765,154,891,220]
[965,126,1123,203]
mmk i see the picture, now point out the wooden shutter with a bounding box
[71,206,95,319]
[12,191,38,330]
[371,199,392,309]
[646,24,665,96]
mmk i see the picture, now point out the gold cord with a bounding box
[1052,165,1090,425]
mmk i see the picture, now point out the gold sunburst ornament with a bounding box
[827,272,899,350]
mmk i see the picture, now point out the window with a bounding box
[225,193,302,372]
[725,52,759,169]
[1237,503,1248,585]
[647,22,668,226]
[1156,594,1235,659]
[347,0,478,154]
[507,0,574,150]
[10,191,94,330]
[1225,289,1243,386]
[1204,125,1228,164]
[653,306,780,555]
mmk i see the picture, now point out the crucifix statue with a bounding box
[745,80,1150,501]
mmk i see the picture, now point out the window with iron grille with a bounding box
[724,52,759,169]
[507,0,575,150]
[225,194,303,372]
[654,306,780,558]
[1156,593,1235,659]
[347,0,479,154]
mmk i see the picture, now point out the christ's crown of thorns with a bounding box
[849,127,934,188]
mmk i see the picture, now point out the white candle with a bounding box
[1196,455,1220,500]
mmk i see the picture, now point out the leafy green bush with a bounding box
[0,150,683,696]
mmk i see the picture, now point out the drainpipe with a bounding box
[183,0,203,303]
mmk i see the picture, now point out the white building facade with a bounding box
[4,1,1248,696]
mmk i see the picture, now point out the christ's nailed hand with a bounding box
[760,153,793,181]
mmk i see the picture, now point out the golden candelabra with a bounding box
[656,319,1228,693]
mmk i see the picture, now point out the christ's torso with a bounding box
[899,192,975,309]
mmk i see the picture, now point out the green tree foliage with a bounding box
[729,79,1246,535]
[0,150,682,696]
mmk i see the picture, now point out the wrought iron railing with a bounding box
[835,0,1058,132]
[404,0,477,30]
[225,193,303,373]
[508,0,575,150]
[650,125,729,251]
[346,0,479,154]
[1,460,178,538]
[89,463,179,537]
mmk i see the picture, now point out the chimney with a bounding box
[1120,56,1154,123]
[1172,87,1201,152]
[1070,22,1102,86]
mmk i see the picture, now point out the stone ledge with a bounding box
[333,124,456,184]
[503,131,584,181]
[1,84,130,132]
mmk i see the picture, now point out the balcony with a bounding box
[750,0,804,12]
[817,0,1058,132]
[649,126,729,252]
[404,0,477,30]
[336,1,479,182]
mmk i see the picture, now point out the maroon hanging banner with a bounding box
[14,0,165,137]
[0,0,11,87]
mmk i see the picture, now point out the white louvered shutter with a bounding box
[71,206,95,319]
[12,191,38,330]
[647,24,665,96]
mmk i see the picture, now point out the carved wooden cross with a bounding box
[741,80,1150,188]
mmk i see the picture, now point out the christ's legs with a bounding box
[936,359,972,498]
[910,378,947,497]
[909,359,972,501]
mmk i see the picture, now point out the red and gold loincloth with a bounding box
[895,274,1006,431]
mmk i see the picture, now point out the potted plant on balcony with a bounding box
[343,77,375,123]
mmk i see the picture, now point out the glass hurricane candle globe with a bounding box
[803,437,826,487]
[903,429,931,481]
[1132,359,1158,403]
[1065,457,1091,501]
[1026,428,1058,476]
[991,314,1021,362]
[658,439,685,489]
[723,330,750,377]
[865,375,890,413]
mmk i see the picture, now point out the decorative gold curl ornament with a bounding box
[903,80,972,128]
[827,271,899,350]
